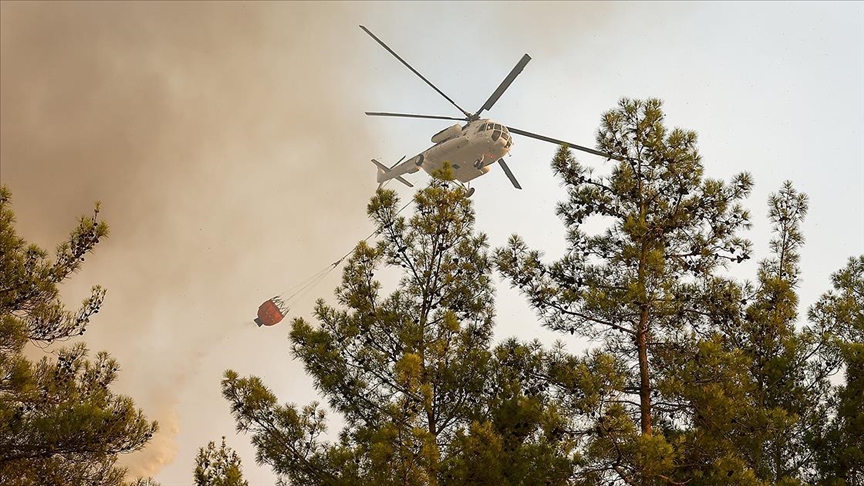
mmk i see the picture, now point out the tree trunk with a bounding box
[637,314,652,437]
[637,308,652,486]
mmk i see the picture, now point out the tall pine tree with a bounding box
[495,98,754,484]
[720,182,838,483]
[223,177,578,485]
[809,255,864,484]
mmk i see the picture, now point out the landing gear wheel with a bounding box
[467,187,476,197]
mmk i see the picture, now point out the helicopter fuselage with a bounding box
[398,119,513,184]
[363,25,613,191]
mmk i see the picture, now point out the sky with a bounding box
[1,2,862,485]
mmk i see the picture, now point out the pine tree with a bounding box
[495,98,754,484]
[714,182,840,484]
[222,176,577,485]
[655,182,840,485]
[194,436,249,486]
[0,186,157,485]
[125,478,161,486]
[808,255,864,484]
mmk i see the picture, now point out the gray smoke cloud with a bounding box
[1,2,381,477]
[1,2,633,480]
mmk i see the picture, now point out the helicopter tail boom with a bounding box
[371,159,415,189]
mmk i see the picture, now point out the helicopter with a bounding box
[361,25,615,193]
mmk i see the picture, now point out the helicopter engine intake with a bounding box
[430,124,462,143]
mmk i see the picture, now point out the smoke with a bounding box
[489,1,619,55]
[0,2,636,480]
[125,408,180,479]
[1,2,379,478]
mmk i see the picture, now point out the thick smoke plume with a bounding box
[1,2,379,478]
[2,2,628,481]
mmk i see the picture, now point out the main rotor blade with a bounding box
[498,159,522,190]
[359,25,472,118]
[506,126,620,160]
[477,54,531,116]
[365,112,467,121]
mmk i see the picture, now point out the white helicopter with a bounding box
[361,25,615,194]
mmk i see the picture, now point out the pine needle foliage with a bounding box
[495,98,757,484]
[0,186,157,485]
[194,436,249,486]
[222,177,580,485]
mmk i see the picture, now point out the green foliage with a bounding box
[0,186,109,343]
[222,180,579,485]
[495,99,859,484]
[712,182,832,483]
[495,97,755,484]
[809,256,864,484]
[194,436,249,486]
[221,99,862,485]
[125,477,162,486]
[0,186,157,485]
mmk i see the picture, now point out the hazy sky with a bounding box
[1,2,862,485]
